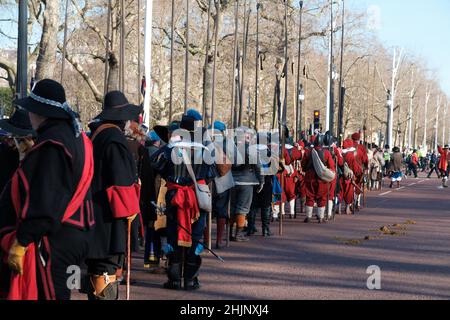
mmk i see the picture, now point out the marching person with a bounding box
[427,151,440,179]
[341,139,361,214]
[369,145,385,191]
[351,133,368,209]
[230,127,264,242]
[150,113,217,290]
[302,134,336,223]
[409,149,419,179]
[0,108,35,193]
[294,140,307,215]
[437,145,449,188]
[0,79,95,300]
[389,146,404,189]
[85,91,141,300]
[209,121,232,249]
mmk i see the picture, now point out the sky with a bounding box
[1,1,449,96]
[347,0,450,97]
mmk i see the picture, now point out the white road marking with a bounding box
[379,191,392,196]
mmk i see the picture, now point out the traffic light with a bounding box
[313,110,320,130]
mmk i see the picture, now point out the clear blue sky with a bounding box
[347,0,450,97]
[1,1,449,97]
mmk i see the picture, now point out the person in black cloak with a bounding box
[85,91,142,300]
[0,79,95,300]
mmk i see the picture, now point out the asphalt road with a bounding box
[73,174,450,300]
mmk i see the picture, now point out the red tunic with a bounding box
[301,147,335,207]
[438,146,448,172]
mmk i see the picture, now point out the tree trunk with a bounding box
[35,0,59,80]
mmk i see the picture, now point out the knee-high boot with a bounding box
[261,207,271,237]
[216,218,226,249]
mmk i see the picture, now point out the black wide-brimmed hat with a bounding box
[180,115,196,132]
[153,120,181,144]
[95,91,143,121]
[14,79,72,119]
[0,108,35,137]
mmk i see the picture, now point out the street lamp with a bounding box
[297,84,305,140]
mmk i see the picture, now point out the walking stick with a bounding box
[126,219,131,300]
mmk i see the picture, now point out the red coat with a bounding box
[438,146,448,172]
[353,142,369,171]
[301,147,335,207]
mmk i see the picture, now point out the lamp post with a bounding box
[296,84,305,141]
[386,90,393,149]
[337,0,345,143]
[295,0,304,141]
[16,0,28,99]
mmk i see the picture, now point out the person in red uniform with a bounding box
[352,133,368,208]
[293,141,307,214]
[437,145,449,187]
[325,135,343,218]
[341,139,362,214]
[301,134,336,224]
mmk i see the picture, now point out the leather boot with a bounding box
[164,262,182,290]
[216,218,226,249]
[88,274,119,300]
[261,207,271,237]
[229,217,236,242]
[184,255,202,291]
[235,228,250,242]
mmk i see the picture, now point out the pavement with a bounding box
[73,174,450,300]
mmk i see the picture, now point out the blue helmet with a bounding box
[148,130,161,142]
[209,121,227,132]
[186,109,203,121]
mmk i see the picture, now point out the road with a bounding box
[73,174,450,300]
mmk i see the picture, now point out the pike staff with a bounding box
[295,1,304,141]
[120,0,126,92]
[239,3,251,127]
[60,0,70,84]
[169,0,175,122]
[202,0,213,126]
[103,0,112,96]
[230,0,239,127]
[280,0,289,236]
[143,0,154,128]
[254,2,261,131]
[184,0,190,113]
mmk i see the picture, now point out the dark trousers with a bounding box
[144,226,162,264]
[40,226,92,300]
[428,165,440,178]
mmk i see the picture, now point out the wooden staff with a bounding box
[120,0,126,92]
[184,0,190,113]
[202,0,213,126]
[230,0,239,127]
[60,0,70,84]
[126,219,132,300]
[103,0,112,95]
[254,2,261,131]
[169,0,175,122]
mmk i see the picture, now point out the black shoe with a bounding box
[318,218,326,224]
[304,218,311,223]
[163,280,182,290]
[184,278,201,291]
[235,229,250,242]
